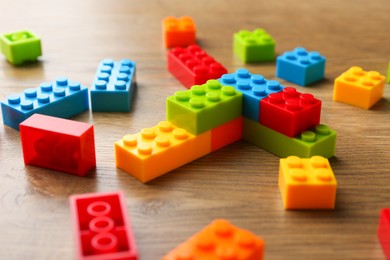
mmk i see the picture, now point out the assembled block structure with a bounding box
[69,191,138,260]
[163,219,264,260]
[279,156,337,210]
[162,16,196,48]
[20,114,96,176]
[116,68,336,183]
[167,44,227,88]
[0,30,42,65]
[378,208,390,259]
[1,77,89,130]
[333,66,385,109]
[276,47,326,86]
[234,28,275,63]
[91,59,136,112]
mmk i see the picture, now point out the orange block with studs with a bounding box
[162,16,196,48]
[115,121,210,183]
[279,156,337,210]
[163,219,264,260]
[333,66,385,109]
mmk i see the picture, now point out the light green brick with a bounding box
[0,30,42,65]
[387,61,390,84]
[167,80,242,135]
[242,118,336,158]
[233,28,275,63]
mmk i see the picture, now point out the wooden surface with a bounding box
[0,0,389,259]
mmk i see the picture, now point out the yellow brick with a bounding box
[279,156,337,210]
[115,121,211,183]
[333,66,385,109]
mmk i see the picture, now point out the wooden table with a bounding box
[1,0,389,259]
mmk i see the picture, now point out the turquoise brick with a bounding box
[242,118,336,158]
[233,29,275,63]
[166,80,242,135]
[91,59,136,112]
[0,30,42,65]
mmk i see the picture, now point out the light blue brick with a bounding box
[219,68,284,122]
[1,77,89,130]
[90,59,136,112]
[276,47,326,86]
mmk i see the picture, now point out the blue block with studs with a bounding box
[90,59,136,112]
[276,47,326,86]
[219,68,285,122]
[1,77,89,130]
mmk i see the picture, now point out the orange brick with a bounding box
[163,219,264,260]
[279,156,337,210]
[115,121,210,183]
[333,66,385,109]
[162,16,196,48]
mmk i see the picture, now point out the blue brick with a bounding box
[1,77,89,130]
[276,47,326,86]
[219,68,284,122]
[90,59,136,112]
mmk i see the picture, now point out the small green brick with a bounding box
[0,30,42,65]
[167,80,242,135]
[233,28,275,63]
[387,61,390,84]
[242,118,336,158]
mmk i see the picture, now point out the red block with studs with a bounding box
[167,44,228,89]
[163,219,264,260]
[19,113,96,176]
[259,87,321,137]
[70,191,138,260]
[211,116,243,152]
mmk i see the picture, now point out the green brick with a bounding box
[242,118,336,158]
[167,80,242,135]
[387,61,390,84]
[0,30,42,65]
[233,28,275,63]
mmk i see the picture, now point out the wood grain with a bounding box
[0,0,390,259]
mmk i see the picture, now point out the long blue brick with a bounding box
[219,68,284,122]
[90,59,136,112]
[1,77,89,130]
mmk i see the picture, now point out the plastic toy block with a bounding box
[167,45,228,88]
[276,47,326,86]
[0,30,42,65]
[211,116,242,152]
[219,68,284,122]
[69,191,138,260]
[333,66,385,109]
[378,209,390,259]
[242,118,336,158]
[19,114,96,176]
[279,156,337,209]
[233,28,275,63]
[166,80,242,135]
[259,87,321,138]
[1,77,89,130]
[115,121,211,183]
[387,61,390,84]
[163,219,264,260]
[91,59,136,112]
[162,16,196,48]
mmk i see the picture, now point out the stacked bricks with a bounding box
[90,59,136,112]
[167,44,227,88]
[221,68,336,158]
[115,80,243,183]
[1,77,89,130]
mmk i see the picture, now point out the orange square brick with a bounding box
[162,16,196,48]
[279,156,337,210]
[163,219,264,260]
[333,66,385,109]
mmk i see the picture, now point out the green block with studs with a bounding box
[0,30,42,65]
[242,118,336,158]
[167,80,242,135]
[234,28,275,63]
